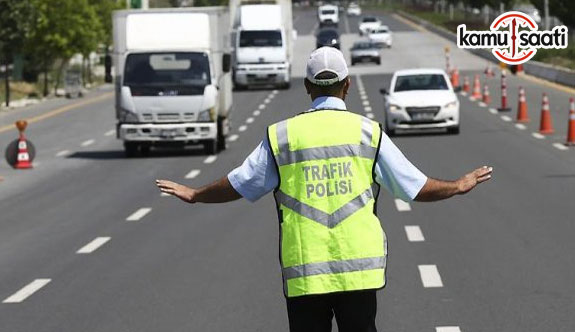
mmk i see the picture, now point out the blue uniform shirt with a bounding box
[227,96,428,202]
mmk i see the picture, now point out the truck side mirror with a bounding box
[379,88,388,95]
[222,53,231,73]
[104,54,112,83]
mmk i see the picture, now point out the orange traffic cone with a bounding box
[14,120,33,169]
[539,93,554,135]
[462,76,470,94]
[451,67,460,90]
[482,84,491,104]
[516,64,524,74]
[471,75,482,99]
[484,63,494,78]
[566,97,575,145]
[516,87,530,123]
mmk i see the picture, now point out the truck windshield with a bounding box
[321,9,336,15]
[239,30,282,47]
[124,52,210,94]
[394,74,448,92]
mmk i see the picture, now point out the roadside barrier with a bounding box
[482,84,491,105]
[472,75,482,99]
[516,87,530,123]
[539,93,555,135]
[497,70,511,112]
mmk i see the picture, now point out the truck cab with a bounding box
[318,4,339,27]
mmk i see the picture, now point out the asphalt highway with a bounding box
[1,7,575,332]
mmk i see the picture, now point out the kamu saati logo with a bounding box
[457,11,568,65]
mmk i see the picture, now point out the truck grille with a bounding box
[157,113,181,121]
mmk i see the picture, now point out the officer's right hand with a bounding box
[156,179,197,203]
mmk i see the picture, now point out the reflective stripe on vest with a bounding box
[268,110,387,298]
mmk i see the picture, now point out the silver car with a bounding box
[350,41,380,66]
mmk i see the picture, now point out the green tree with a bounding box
[0,0,33,106]
[530,0,575,28]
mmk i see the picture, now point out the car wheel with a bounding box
[375,58,381,65]
[351,60,356,66]
[140,145,151,156]
[384,121,396,137]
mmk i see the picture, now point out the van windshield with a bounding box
[239,30,283,47]
[394,74,448,92]
[124,52,210,94]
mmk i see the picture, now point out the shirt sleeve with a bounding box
[227,138,279,202]
[374,132,428,201]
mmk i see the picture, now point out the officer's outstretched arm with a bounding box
[156,177,242,204]
[414,166,493,202]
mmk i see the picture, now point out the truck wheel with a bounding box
[217,118,227,151]
[140,145,151,156]
[203,139,217,155]
[124,143,139,158]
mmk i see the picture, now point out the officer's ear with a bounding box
[342,77,351,100]
[304,78,312,95]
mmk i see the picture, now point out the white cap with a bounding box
[306,47,349,86]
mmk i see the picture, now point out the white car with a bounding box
[380,69,460,136]
[368,25,392,48]
[318,4,339,27]
[359,16,381,36]
[347,3,361,16]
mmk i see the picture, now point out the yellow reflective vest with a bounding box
[267,109,387,298]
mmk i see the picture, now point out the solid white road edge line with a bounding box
[185,169,201,179]
[76,237,111,254]
[3,279,51,303]
[404,225,425,242]
[394,199,411,212]
[418,265,444,288]
[126,208,152,221]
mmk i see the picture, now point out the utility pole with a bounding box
[543,0,549,30]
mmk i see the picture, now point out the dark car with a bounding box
[316,28,340,49]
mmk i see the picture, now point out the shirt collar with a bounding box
[310,96,347,111]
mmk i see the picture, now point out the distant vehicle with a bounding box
[347,3,361,16]
[513,4,542,23]
[380,69,459,136]
[64,71,83,98]
[316,28,340,49]
[359,16,381,36]
[350,41,380,66]
[318,4,339,27]
[368,25,392,48]
[112,8,233,156]
[231,1,295,89]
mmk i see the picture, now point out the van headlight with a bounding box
[444,101,458,109]
[388,104,402,112]
[198,107,215,122]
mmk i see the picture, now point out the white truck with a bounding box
[318,4,339,27]
[112,8,232,156]
[230,0,294,89]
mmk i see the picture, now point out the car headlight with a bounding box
[388,104,402,112]
[120,109,139,122]
[444,101,458,109]
[198,107,215,122]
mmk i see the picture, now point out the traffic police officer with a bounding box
[156,47,493,332]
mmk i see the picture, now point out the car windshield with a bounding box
[321,9,336,14]
[362,17,377,22]
[375,27,388,33]
[394,74,448,92]
[124,52,210,88]
[352,42,375,50]
[239,30,282,47]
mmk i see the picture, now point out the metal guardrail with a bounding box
[396,10,575,88]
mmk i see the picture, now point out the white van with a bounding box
[318,4,339,27]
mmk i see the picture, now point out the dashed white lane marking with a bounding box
[55,150,71,157]
[246,117,254,124]
[268,92,275,99]
[488,108,498,114]
[553,143,569,151]
[515,123,527,130]
[264,98,271,104]
[436,327,461,332]
[204,155,217,164]
[258,104,266,110]
[360,94,368,100]
[3,279,51,303]
[418,265,444,288]
[253,110,261,116]
[81,139,95,147]
[364,106,372,112]
[104,130,115,136]
[272,90,278,95]
[394,199,411,212]
[478,102,487,107]
[161,192,170,197]
[185,169,201,179]
[76,237,111,254]
[228,134,239,142]
[501,115,512,122]
[362,100,370,107]
[239,125,247,132]
[366,113,374,119]
[126,208,152,221]
[532,132,545,139]
[405,225,425,242]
